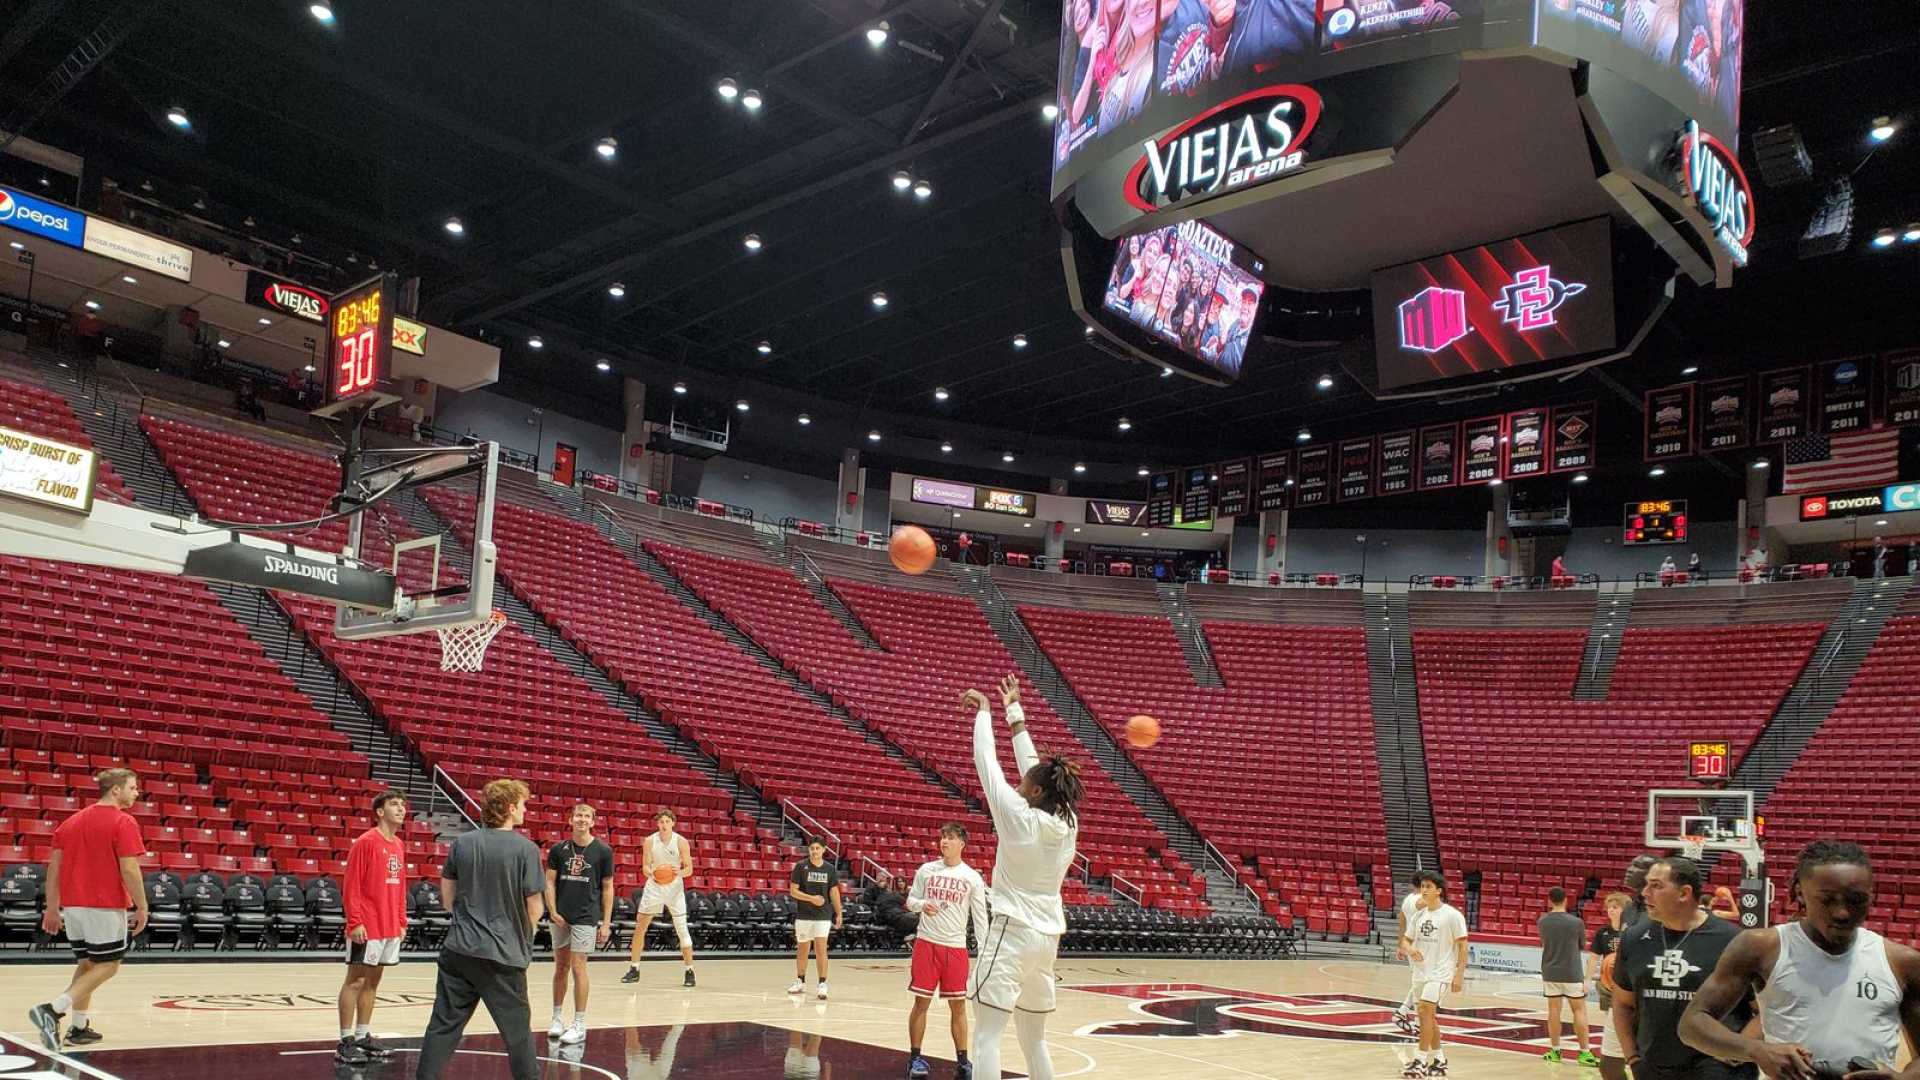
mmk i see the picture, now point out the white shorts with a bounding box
[63,907,129,963]
[782,1046,821,1080]
[346,935,404,967]
[970,915,1059,1014]
[1415,978,1451,1006]
[1542,980,1588,998]
[638,879,687,918]
[1600,1014,1623,1057]
[794,920,832,943]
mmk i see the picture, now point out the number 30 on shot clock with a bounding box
[322,272,397,412]
[1688,740,1729,779]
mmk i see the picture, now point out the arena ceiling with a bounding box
[2,0,1916,501]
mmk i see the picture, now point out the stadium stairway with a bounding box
[768,537,888,652]
[1155,584,1224,688]
[1732,574,1918,803]
[949,565,1259,915]
[17,350,461,830]
[1363,594,1439,888]
[1573,590,1633,699]
[398,490,788,837]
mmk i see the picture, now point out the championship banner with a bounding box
[1181,465,1214,523]
[1337,438,1375,502]
[1504,407,1547,478]
[1215,457,1252,518]
[1377,430,1415,495]
[1698,376,1752,451]
[1418,422,1460,491]
[1146,469,1177,527]
[1886,349,1920,428]
[1293,444,1332,508]
[1461,415,1504,485]
[1757,366,1811,443]
[1816,356,1873,435]
[1255,451,1292,511]
[1643,384,1695,461]
[1549,403,1596,473]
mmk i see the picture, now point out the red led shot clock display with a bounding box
[326,273,395,409]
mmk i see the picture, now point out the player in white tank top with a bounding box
[1677,841,1920,1078]
[624,809,696,987]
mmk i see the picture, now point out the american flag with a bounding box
[1782,429,1901,493]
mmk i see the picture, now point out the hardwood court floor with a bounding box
[0,955,1629,1078]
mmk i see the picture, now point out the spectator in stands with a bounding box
[545,803,614,1044]
[788,838,842,999]
[1679,840,1920,1079]
[1660,555,1678,584]
[1688,551,1703,579]
[623,808,695,989]
[1610,857,1754,1080]
[859,876,919,943]
[1552,554,1569,579]
[1399,868,1468,1078]
[336,790,410,1066]
[235,379,266,422]
[27,769,148,1051]
[1590,891,1634,1078]
[1538,886,1598,1065]
[1871,537,1888,579]
[416,779,545,1080]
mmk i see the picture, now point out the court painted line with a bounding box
[277,1046,620,1078]
[1054,1028,1278,1079]
[0,1029,128,1080]
[760,1015,1099,1078]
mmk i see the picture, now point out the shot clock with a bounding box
[1688,740,1729,781]
[316,272,399,416]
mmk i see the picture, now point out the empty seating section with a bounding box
[424,493,971,886]
[1415,621,1823,931]
[793,536,962,594]
[1,376,133,503]
[1182,584,1364,625]
[1406,590,1596,629]
[142,418,751,894]
[653,542,1180,907]
[1627,579,1852,626]
[991,566,1165,614]
[586,490,771,564]
[1019,606,1384,930]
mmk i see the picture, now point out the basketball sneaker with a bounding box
[684,969,696,988]
[1400,1061,1426,1078]
[621,966,641,985]
[956,1059,972,1080]
[1428,1057,1449,1076]
[65,1025,102,1046]
[1393,1010,1418,1037]
[334,1037,370,1066]
[560,1022,586,1045]
[816,981,829,1000]
[788,978,805,995]
[356,1035,392,1059]
[26,1003,61,1050]
[907,1053,931,1078]
[1544,1049,1563,1062]
[549,1016,567,1038]
[1577,1051,1601,1067]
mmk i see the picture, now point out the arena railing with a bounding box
[429,766,482,831]
[1109,873,1145,907]
[781,798,840,859]
[1204,838,1262,910]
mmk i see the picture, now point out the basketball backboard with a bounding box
[332,439,498,641]
[1645,788,1762,874]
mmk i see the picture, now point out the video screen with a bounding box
[1320,0,1480,55]
[1103,218,1265,379]
[1536,0,1742,147]
[1371,217,1615,391]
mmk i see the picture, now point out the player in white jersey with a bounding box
[1394,879,1425,1036]
[622,809,696,988]
[1681,840,1920,1079]
[1399,869,1468,1078]
[965,674,1083,1080]
[905,822,990,1080]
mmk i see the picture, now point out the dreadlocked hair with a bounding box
[1792,839,1871,893]
[1023,754,1085,825]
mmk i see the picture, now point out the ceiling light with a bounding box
[1649,465,1667,477]
[1002,452,1015,463]
[1873,230,1898,248]
[1161,366,1173,377]
[1904,225,1920,243]
[673,381,687,395]
[6,241,20,250]
[309,1,335,25]
[84,300,100,311]
[595,359,611,372]
[1073,462,1086,473]
[1296,430,1310,442]
[1876,519,1890,527]
[1751,458,1770,470]
[1682,365,1699,375]
[717,78,739,101]
[345,251,357,262]
[443,216,465,235]
[1142,531,1151,537]
[756,340,773,355]
[595,136,618,160]
[1073,527,1081,533]
[871,291,889,308]
[1870,117,1896,143]
[1023,522,1032,528]
[741,88,763,110]
[940,441,953,453]
[869,430,882,442]
[140,179,154,192]
[194,198,208,211]
[165,106,190,129]
[527,336,544,349]
[1571,472,1588,484]
[1084,325,1095,336]
[743,232,763,251]
[913,179,933,199]
[1286,478,1295,486]
[1488,477,1504,486]
[243,215,256,227]
[289,233,302,245]
[1137,466,1150,477]
[216,339,231,349]
[1012,333,1028,348]
[121,275,137,285]
[303,364,315,372]
[735,399,750,412]
[892,170,913,191]
[1316,374,1334,389]
[368,260,377,269]
[1042,102,1060,121]
[257,317,272,325]
[1116,418,1132,433]
[933,387,950,401]
[1209,473,1219,482]
[797,413,812,426]
[608,282,626,298]
[867,22,889,46]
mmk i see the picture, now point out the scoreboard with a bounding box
[1688,740,1729,780]
[1623,499,1688,545]
[318,272,399,416]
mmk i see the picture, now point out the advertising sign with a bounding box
[0,186,84,249]
[0,424,96,513]
[246,270,330,324]
[82,217,193,282]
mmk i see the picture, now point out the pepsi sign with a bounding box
[0,186,84,249]
[1680,120,1754,268]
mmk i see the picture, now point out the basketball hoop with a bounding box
[436,610,507,672]
[1680,835,1707,860]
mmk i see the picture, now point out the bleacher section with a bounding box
[1182,583,1365,625]
[791,535,964,595]
[990,565,1165,614]
[1,376,134,503]
[1406,589,1596,628]
[1020,605,1385,935]
[1627,578,1854,626]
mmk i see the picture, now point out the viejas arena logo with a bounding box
[264,282,328,323]
[1680,120,1754,267]
[1124,85,1322,213]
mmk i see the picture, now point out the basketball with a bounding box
[652,865,677,886]
[1600,952,1618,992]
[1124,714,1161,748]
[889,525,937,575]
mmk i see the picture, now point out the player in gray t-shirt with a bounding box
[1538,886,1598,1065]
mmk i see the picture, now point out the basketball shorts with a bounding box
[1415,977,1451,1006]
[638,879,687,918]
[555,923,598,953]
[782,1046,822,1080]
[909,939,970,998]
[970,915,1059,1013]
[346,935,404,966]
[1542,980,1587,998]
[63,907,129,963]
[794,919,832,943]
[1600,1016,1623,1058]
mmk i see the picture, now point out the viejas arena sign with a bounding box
[246,270,330,324]
[1680,120,1754,268]
[1124,85,1321,214]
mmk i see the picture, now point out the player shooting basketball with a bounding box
[963,673,1083,1080]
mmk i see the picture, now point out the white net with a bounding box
[436,611,507,672]
[1680,836,1707,860]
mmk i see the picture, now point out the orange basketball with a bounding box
[652,865,677,886]
[889,525,937,575]
[1124,714,1161,748]
[1600,952,1618,992]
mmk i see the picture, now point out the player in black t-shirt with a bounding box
[1590,890,1634,1078]
[1611,857,1755,1080]
[543,804,614,1045]
[787,839,842,1000]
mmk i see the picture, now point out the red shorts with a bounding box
[909,939,970,998]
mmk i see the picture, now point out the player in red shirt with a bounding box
[334,790,410,1066]
[28,769,147,1051]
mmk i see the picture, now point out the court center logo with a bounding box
[154,991,437,1011]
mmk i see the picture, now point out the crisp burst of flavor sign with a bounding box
[0,424,97,513]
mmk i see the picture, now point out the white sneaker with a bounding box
[788,979,805,995]
[547,1017,566,1038]
[816,981,829,1000]
[559,1022,586,1045]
